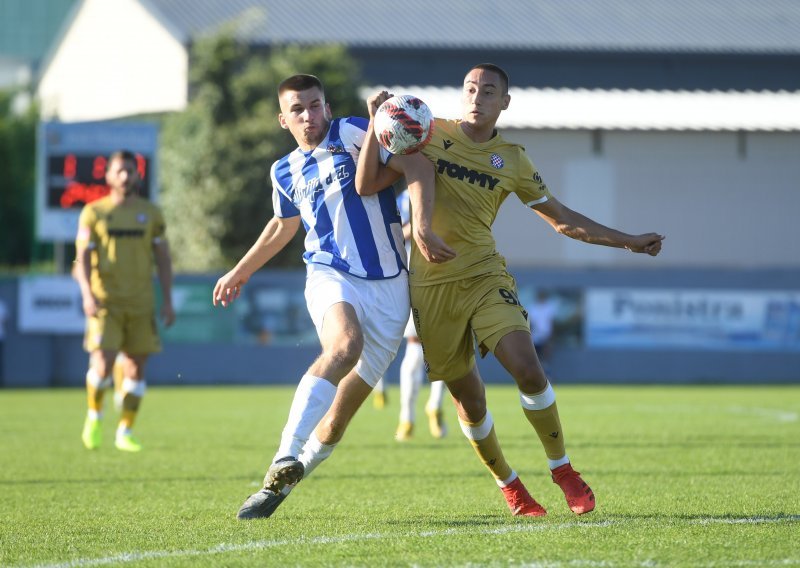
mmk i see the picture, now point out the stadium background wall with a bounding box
[1,267,799,388]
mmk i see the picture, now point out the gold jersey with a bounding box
[411,118,551,286]
[76,195,166,310]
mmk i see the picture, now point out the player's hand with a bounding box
[413,228,457,264]
[161,303,176,327]
[212,271,249,307]
[626,233,665,256]
[366,90,393,118]
[82,294,100,318]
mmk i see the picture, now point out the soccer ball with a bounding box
[374,95,435,155]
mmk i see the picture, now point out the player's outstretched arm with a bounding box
[357,90,455,263]
[394,152,456,264]
[212,215,301,307]
[532,196,665,256]
[355,90,402,196]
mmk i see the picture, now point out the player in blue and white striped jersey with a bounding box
[213,74,454,520]
[270,115,406,279]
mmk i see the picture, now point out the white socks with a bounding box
[298,431,336,479]
[426,379,446,413]
[279,432,338,497]
[275,374,337,461]
[399,342,425,422]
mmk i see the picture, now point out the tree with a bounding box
[0,90,38,267]
[160,35,364,272]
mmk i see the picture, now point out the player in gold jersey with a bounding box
[73,150,175,452]
[358,64,664,517]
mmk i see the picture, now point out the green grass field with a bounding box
[1,384,798,567]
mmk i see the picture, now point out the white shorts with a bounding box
[305,263,409,387]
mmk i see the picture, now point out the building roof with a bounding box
[0,0,77,62]
[143,0,800,54]
[365,86,800,132]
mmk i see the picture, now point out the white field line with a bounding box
[690,515,800,525]
[25,521,615,568]
[23,516,800,568]
[726,406,799,423]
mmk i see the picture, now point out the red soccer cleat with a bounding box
[551,463,595,515]
[500,477,547,517]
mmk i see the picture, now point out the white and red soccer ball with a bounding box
[374,95,435,155]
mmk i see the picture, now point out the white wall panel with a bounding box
[38,0,187,121]
[495,129,800,268]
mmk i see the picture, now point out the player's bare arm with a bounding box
[532,196,665,256]
[213,215,301,307]
[153,240,176,327]
[391,152,456,264]
[354,90,402,196]
[357,90,455,264]
[74,239,99,317]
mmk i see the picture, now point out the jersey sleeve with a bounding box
[343,116,392,165]
[270,162,300,218]
[75,205,97,248]
[396,190,411,226]
[516,149,552,207]
[379,146,392,165]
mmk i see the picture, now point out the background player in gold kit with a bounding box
[74,150,175,452]
[358,64,664,517]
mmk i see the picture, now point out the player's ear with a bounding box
[278,113,288,129]
[501,93,510,111]
[324,103,332,121]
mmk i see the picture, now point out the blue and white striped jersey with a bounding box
[396,190,412,256]
[270,117,406,279]
[397,189,411,227]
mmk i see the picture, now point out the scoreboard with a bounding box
[37,122,159,241]
[46,153,152,209]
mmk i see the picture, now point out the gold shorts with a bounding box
[84,304,161,355]
[410,271,530,382]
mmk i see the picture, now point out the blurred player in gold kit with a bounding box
[74,150,175,452]
[359,64,664,517]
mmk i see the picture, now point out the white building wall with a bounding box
[37,0,187,121]
[495,129,800,268]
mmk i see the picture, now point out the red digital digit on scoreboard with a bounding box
[47,153,152,209]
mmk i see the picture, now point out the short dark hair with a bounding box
[107,150,137,169]
[468,63,509,94]
[278,74,325,97]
